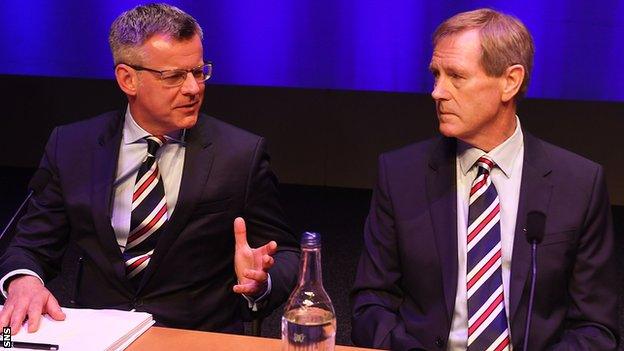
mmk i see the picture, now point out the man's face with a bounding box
[129,33,205,135]
[429,29,506,147]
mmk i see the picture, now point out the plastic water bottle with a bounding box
[281,232,336,351]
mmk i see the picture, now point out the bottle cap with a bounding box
[301,231,321,248]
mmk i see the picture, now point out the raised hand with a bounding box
[232,217,277,297]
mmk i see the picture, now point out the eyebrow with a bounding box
[429,60,468,76]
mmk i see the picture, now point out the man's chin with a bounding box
[438,123,457,138]
[176,112,199,130]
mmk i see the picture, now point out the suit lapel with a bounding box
[137,116,215,292]
[90,111,128,283]
[509,132,553,325]
[426,137,459,323]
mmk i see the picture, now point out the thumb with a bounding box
[233,217,248,249]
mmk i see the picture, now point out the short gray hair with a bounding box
[109,3,203,65]
[433,8,534,99]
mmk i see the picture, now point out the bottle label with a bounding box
[281,307,336,350]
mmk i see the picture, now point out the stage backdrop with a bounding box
[1,0,623,101]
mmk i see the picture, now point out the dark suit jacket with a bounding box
[0,110,300,333]
[351,133,617,350]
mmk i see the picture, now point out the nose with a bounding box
[431,77,450,101]
[180,72,201,95]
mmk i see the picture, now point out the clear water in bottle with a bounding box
[281,306,336,351]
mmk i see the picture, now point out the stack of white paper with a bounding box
[2,306,154,351]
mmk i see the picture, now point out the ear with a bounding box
[115,64,138,97]
[500,64,525,102]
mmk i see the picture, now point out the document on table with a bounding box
[0,306,154,351]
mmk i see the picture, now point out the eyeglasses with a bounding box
[123,62,213,87]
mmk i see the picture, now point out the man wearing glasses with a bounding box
[0,3,299,334]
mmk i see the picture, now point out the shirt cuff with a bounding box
[1,269,45,298]
[242,273,272,312]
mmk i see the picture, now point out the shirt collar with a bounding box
[457,116,524,178]
[123,107,186,145]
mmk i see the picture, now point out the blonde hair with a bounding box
[433,8,534,99]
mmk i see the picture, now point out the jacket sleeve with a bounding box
[549,165,618,350]
[350,155,426,351]
[241,137,300,318]
[0,127,70,285]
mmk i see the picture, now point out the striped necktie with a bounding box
[466,156,511,351]
[123,135,169,283]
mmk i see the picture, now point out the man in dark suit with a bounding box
[351,9,617,351]
[0,3,299,334]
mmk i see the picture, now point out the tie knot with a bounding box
[476,156,495,175]
[145,135,167,156]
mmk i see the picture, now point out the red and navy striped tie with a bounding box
[123,135,168,283]
[466,156,511,351]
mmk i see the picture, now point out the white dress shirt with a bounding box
[111,109,186,251]
[447,117,524,350]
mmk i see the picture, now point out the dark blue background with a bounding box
[1,0,622,101]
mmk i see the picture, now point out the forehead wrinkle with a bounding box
[432,35,482,74]
[430,53,469,74]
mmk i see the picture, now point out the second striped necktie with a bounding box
[466,156,511,351]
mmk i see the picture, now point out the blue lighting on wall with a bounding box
[1,0,622,101]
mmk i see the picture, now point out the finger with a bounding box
[233,217,248,249]
[256,240,277,255]
[0,304,14,327]
[45,295,66,321]
[261,255,275,271]
[9,304,27,334]
[25,292,48,333]
[232,283,261,295]
[243,269,268,283]
[266,241,277,255]
[26,302,44,333]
